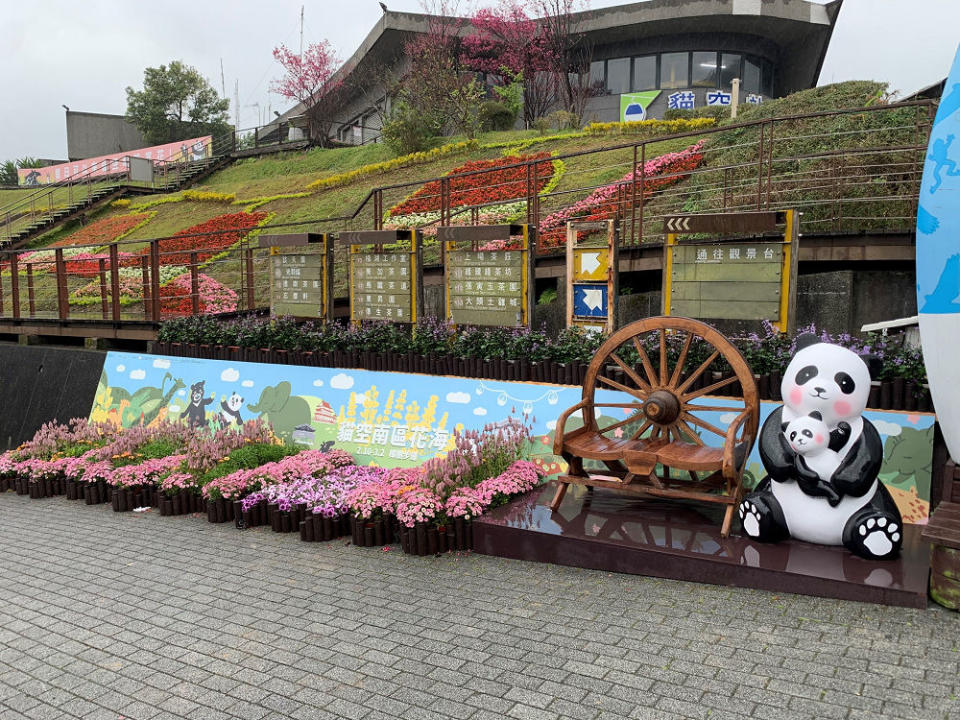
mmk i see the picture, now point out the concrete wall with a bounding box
[0,345,105,451]
[66,112,147,161]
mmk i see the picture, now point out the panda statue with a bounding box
[738,335,903,560]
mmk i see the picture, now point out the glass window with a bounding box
[761,59,774,96]
[590,61,605,90]
[743,57,761,95]
[691,52,718,87]
[719,53,741,90]
[660,52,689,90]
[606,58,630,94]
[632,55,657,91]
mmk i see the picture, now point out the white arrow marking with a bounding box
[581,288,604,312]
[580,252,601,275]
[681,217,690,230]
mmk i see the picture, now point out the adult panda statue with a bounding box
[738,335,903,560]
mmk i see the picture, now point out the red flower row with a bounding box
[151,211,268,267]
[53,213,151,248]
[389,153,554,216]
[538,150,705,247]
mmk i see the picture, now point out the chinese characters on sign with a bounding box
[336,421,449,461]
[667,91,696,110]
[746,94,764,105]
[268,235,333,320]
[706,91,732,107]
[351,251,416,322]
[447,249,527,326]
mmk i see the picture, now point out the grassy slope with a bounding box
[20,81,907,316]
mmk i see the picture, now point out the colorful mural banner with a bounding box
[17,136,212,186]
[91,352,936,523]
[619,91,661,122]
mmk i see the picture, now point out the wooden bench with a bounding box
[551,317,759,537]
[923,461,960,610]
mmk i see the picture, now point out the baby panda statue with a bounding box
[738,335,903,560]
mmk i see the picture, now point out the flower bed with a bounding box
[51,211,155,248]
[152,211,269,267]
[388,153,556,218]
[158,273,239,316]
[538,141,706,247]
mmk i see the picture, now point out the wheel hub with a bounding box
[643,389,681,426]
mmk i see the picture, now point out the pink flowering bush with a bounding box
[395,487,445,528]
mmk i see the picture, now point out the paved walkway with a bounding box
[0,494,956,720]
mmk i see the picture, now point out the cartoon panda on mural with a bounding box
[738,336,903,560]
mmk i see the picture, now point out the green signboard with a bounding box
[266,234,333,321]
[619,91,661,122]
[448,249,525,326]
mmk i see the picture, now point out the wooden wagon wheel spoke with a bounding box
[630,419,653,441]
[599,411,646,435]
[668,332,693,389]
[597,374,647,402]
[608,353,652,394]
[659,328,668,386]
[675,419,705,446]
[681,411,727,439]
[684,404,745,414]
[683,374,739,401]
[630,336,659,387]
[676,350,720,395]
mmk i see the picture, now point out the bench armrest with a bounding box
[553,399,591,456]
[722,409,752,479]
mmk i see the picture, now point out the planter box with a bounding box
[160,490,203,516]
[206,497,235,524]
[299,514,350,542]
[398,517,472,556]
[349,514,395,547]
[110,485,156,512]
[82,480,110,505]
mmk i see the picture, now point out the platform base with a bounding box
[474,482,931,608]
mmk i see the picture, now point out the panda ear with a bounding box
[863,353,883,381]
[808,411,822,421]
[794,333,819,351]
[781,421,789,432]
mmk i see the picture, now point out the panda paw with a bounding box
[854,516,901,559]
[738,500,762,538]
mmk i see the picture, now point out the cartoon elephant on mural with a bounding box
[248,381,311,441]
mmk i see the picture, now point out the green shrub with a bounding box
[480,101,517,132]
[382,101,434,156]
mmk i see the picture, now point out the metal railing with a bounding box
[0,99,935,325]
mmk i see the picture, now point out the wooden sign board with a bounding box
[443,225,534,327]
[663,209,798,332]
[264,233,333,320]
[663,211,781,235]
[346,229,423,324]
[566,220,618,334]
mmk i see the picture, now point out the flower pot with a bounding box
[300,519,313,542]
[905,381,918,412]
[416,523,428,556]
[868,380,881,409]
[769,372,782,401]
[892,378,906,410]
[233,500,244,528]
[426,527,439,555]
[880,381,893,410]
[279,512,291,533]
[160,499,173,516]
[172,491,184,515]
[322,515,333,541]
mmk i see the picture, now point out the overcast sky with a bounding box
[1,0,956,161]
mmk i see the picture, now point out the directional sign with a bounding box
[664,211,781,235]
[573,283,608,318]
[265,233,333,320]
[573,248,609,281]
[347,229,423,324]
[566,220,618,333]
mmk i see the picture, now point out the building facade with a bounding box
[274,0,842,144]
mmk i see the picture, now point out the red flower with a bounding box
[389,153,554,216]
[148,211,268,267]
[52,213,152,248]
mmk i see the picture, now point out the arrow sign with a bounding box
[582,288,603,311]
[580,252,601,275]
[664,212,780,234]
[572,284,608,318]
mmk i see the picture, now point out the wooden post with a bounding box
[9,254,19,319]
[630,145,638,245]
[0,259,4,314]
[757,122,765,211]
[638,144,646,244]
[26,263,35,316]
[150,241,161,321]
[245,247,255,310]
[55,248,69,319]
[109,244,121,321]
[141,256,151,320]
[190,251,200,315]
[531,160,539,228]
[98,258,108,319]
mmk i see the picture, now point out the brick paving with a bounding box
[0,494,957,720]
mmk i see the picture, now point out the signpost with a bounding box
[662,210,798,332]
[439,224,534,327]
[343,229,423,324]
[262,233,333,321]
[566,220,618,334]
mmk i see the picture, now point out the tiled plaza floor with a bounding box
[0,493,956,720]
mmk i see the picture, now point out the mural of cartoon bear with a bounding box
[738,337,903,560]
[219,392,245,428]
[182,380,214,428]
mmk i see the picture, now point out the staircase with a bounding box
[0,154,233,249]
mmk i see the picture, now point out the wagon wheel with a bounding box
[580,316,759,469]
